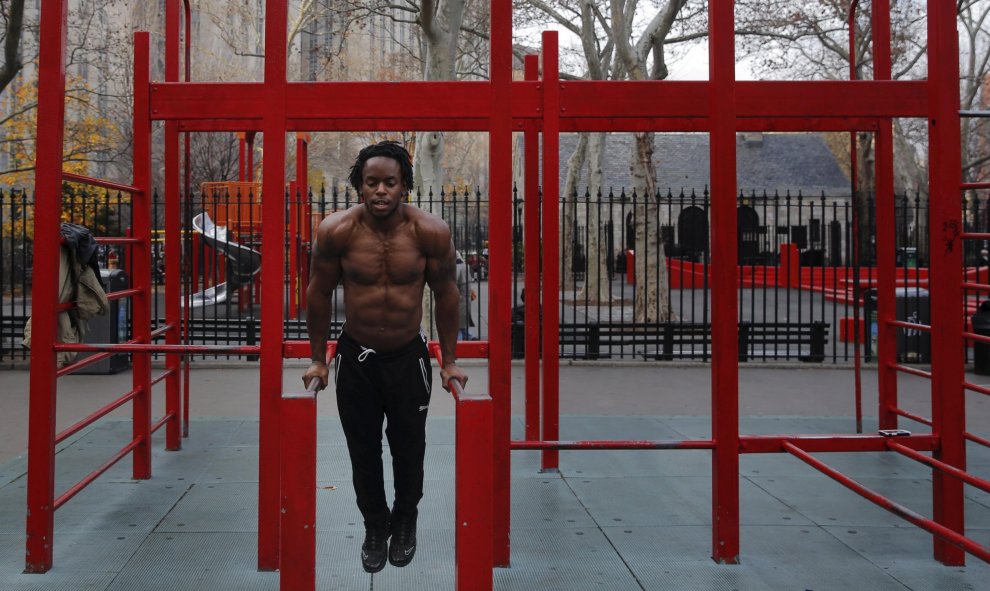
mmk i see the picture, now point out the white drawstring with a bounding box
[357,346,377,362]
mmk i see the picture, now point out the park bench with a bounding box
[513,320,828,362]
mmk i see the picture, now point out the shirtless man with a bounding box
[303,141,468,573]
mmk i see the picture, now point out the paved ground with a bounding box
[0,364,989,589]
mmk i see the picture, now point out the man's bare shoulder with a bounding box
[315,206,361,253]
[405,205,451,250]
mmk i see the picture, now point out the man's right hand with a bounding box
[303,362,330,392]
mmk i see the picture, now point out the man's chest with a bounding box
[341,234,425,286]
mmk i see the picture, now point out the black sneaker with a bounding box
[361,524,389,573]
[388,514,417,567]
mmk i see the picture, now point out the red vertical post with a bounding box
[258,0,289,572]
[297,133,310,310]
[778,243,799,289]
[540,32,560,473]
[247,132,257,182]
[279,391,317,591]
[873,0,898,432]
[927,0,966,566]
[456,396,494,590]
[288,179,299,320]
[238,132,247,182]
[523,55,541,444]
[131,32,153,481]
[164,0,182,451]
[489,0,513,568]
[708,0,740,564]
[25,0,69,573]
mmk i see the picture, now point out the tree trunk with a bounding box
[629,131,670,322]
[417,0,464,338]
[561,133,589,292]
[579,132,612,303]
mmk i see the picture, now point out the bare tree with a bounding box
[0,0,26,96]
[521,0,701,319]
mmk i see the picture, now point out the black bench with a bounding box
[513,320,828,362]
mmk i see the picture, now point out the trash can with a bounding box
[863,287,930,363]
[896,287,929,363]
[864,289,878,361]
[77,269,130,374]
[972,300,990,375]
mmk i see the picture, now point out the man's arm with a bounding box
[303,217,343,390]
[424,220,468,391]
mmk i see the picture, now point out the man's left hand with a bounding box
[440,363,468,392]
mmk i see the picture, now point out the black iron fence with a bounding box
[3,185,988,364]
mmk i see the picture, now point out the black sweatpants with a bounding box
[334,330,432,529]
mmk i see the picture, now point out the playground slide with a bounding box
[185,212,262,308]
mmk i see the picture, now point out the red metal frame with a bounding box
[27,0,986,581]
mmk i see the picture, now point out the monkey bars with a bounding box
[26,0,983,585]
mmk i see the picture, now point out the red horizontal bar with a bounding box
[53,438,142,510]
[966,431,990,448]
[887,441,990,495]
[152,80,926,125]
[152,82,264,121]
[784,442,990,563]
[963,183,990,190]
[962,282,990,292]
[151,411,176,435]
[282,340,489,361]
[511,439,715,450]
[55,288,140,313]
[891,364,932,379]
[55,387,141,444]
[58,327,170,377]
[62,172,141,194]
[740,434,938,454]
[888,320,931,333]
[962,232,990,239]
[107,289,141,302]
[151,367,176,388]
[963,331,990,346]
[891,408,990,449]
[963,381,990,398]
[54,343,262,354]
[892,407,933,426]
[94,237,141,245]
[180,115,883,135]
[151,325,173,339]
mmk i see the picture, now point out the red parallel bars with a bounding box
[279,342,493,590]
[785,443,990,563]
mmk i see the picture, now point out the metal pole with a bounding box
[489,0,513,568]
[540,31,560,473]
[873,0,898,432]
[523,55,541,444]
[131,31,154,481]
[258,0,289,572]
[164,0,183,451]
[25,0,69,573]
[709,0,740,564]
[927,0,966,566]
